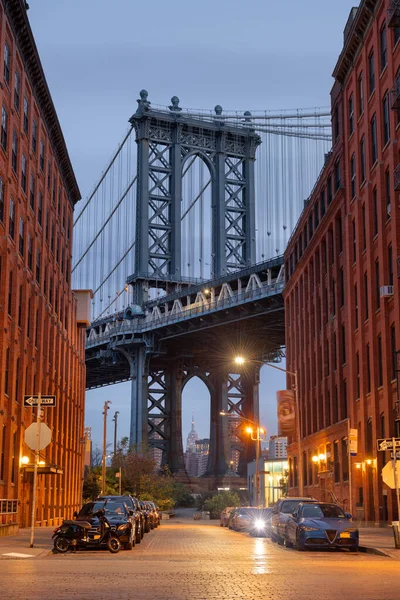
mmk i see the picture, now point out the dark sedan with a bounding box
[97,495,143,543]
[76,500,135,550]
[284,502,359,551]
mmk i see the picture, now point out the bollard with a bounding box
[391,521,400,549]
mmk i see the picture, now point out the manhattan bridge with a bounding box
[73,91,332,479]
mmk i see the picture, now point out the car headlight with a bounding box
[299,526,319,532]
[343,528,357,533]
[117,524,130,532]
[254,519,266,529]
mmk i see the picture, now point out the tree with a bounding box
[203,491,240,518]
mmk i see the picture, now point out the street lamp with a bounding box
[220,411,266,507]
[101,401,112,494]
[233,355,303,496]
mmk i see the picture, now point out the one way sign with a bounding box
[23,395,56,407]
[377,438,400,451]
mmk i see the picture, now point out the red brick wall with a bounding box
[0,2,86,529]
[284,0,400,524]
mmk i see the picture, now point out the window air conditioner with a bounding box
[380,285,394,297]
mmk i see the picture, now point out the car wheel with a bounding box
[296,531,305,551]
[283,536,293,548]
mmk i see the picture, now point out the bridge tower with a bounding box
[119,91,262,478]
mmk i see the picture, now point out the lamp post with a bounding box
[234,356,303,496]
[102,401,111,494]
[220,411,266,507]
[112,411,119,458]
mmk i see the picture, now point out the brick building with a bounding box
[284,0,400,523]
[0,0,87,534]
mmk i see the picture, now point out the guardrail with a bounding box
[0,499,18,526]
[87,279,285,348]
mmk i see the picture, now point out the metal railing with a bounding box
[0,499,18,525]
[87,280,284,348]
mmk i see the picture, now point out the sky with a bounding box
[27,0,357,449]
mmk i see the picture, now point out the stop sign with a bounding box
[24,423,52,450]
[382,460,400,490]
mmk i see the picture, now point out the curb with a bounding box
[358,545,392,558]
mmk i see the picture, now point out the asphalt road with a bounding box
[1,518,398,600]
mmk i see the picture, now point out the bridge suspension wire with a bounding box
[73,104,332,320]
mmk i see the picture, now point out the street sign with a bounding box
[24,395,56,407]
[377,438,400,451]
[382,460,400,489]
[24,423,52,450]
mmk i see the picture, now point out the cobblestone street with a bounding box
[1,517,399,600]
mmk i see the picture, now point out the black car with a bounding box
[76,500,135,550]
[97,495,143,543]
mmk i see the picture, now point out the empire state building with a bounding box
[186,414,199,452]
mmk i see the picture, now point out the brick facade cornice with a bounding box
[2,0,81,205]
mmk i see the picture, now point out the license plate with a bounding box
[93,534,100,540]
[340,532,351,538]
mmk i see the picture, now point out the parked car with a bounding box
[220,507,235,527]
[139,500,152,533]
[231,507,262,532]
[146,501,160,528]
[249,508,273,537]
[96,495,143,543]
[270,497,317,544]
[284,502,359,551]
[228,508,240,529]
[75,499,135,550]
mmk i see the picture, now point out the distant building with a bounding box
[195,438,210,476]
[185,415,199,476]
[269,436,288,459]
[186,414,198,452]
[247,458,289,507]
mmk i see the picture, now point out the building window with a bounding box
[38,192,43,227]
[0,424,5,480]
[314,202,319,228]
[385,169,391,215]
[30,174,35,211]
[320,189,325,216]
[375,260,380,309]
[371,114,377,164]
[11,130,17,173]
[19,217,24,256]
[14,71,20,112]
[10,431,16,484]
[391,325,397,381]
[27,235,32,270]
[23,96,29,134]
[39,140,44,171]
[47,160,51,189]
[18,284,22,327]
[7,271,12,316]
[368,51,375,95]
[36,249,41,283]
[395,26,400,46]
[364,272,369,320]
[21,153,27,193]
[333,332,337,370]
[358,73,364,116]
[1,105,8,150]
[32,120,37,154]
[327,175,332,204]
[334,160,341,191]
[352,220,356,263]
[380,22,387,72]
[378,334,383,387]
[334,104,339,141]
[356,352,360,398]
[341,325,346,364]
[350,153,356,198]
[388,244,393,286]
[360,136,366,182]
[52,176,56,205]
[362,205,366,251]
[348,94,354,135]
[354,284,358,330]
[9,197,15,240]
[383,93,390,146]
[373,187,378,236]
[366,343,371,393]
[334,441,340,483]
[0,177,3,222]
[340,267,345,307]
[3,43,10,85]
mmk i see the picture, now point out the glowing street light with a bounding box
[233,355,303,495]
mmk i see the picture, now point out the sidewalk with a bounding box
[358,526,400,559]
[0,526,53,559]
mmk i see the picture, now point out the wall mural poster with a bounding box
[277,390,296,437]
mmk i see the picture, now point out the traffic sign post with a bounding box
[29,393,41,548]
[24,395,56,407]
[379,437,400,548]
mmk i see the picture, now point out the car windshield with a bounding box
[239,508,259,516]
[301,504,345,519]
[79,501,127,517]
[280,500,305,514]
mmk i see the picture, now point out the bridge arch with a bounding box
[181,374,211,477]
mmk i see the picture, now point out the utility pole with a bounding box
[113,411,119,458]
[29,393,42,548]
[101,401,111,494]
